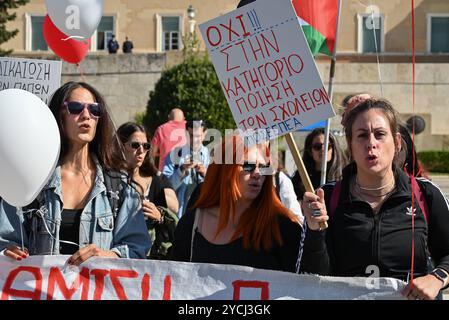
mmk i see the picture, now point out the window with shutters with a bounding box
[357,13,385,53]
[162,16,181,51]
[427,14,449,53]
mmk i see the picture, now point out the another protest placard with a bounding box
[0,57,62,104]
[0,255,404,300]
[199,0,335,144]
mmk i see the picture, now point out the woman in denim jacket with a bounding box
[0,81,151,264]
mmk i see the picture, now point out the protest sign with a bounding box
[0,255,405,300]
[199,0,335,145]
[0,57,62,104]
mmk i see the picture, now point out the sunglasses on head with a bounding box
[129,141,151,151]
[64,101,102,118]
[240,162,271,173]
[312,142,333,151]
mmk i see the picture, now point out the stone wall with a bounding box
[11,53,449,152]
[316,62,449,152]
[6,1,448,54]
[61,53,165,126]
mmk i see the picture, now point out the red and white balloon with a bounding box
[43,15,90,64]
[43,0,103,64]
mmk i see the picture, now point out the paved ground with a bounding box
[428,175,449,300]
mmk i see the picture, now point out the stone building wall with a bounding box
[11,52,449,152]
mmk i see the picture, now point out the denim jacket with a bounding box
[0,160,151,259]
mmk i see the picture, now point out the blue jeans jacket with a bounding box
[0,161,151,259]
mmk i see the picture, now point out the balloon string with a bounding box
[35,209,80,251]
[22,207,81,255]
[16,207,25,252]
[76,63,87,83]
[369,0,384,97]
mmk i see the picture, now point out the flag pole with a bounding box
[320,0,342,186]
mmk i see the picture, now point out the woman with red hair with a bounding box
[171,135,312,273]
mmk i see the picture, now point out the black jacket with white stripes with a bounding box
[301,163,449,280]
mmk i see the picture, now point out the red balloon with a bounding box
[43,15,90,64]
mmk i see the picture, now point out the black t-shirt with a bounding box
[145,175,172,207]
[60,208,83,254]
[172,208,303,273]
[292,167,322,200]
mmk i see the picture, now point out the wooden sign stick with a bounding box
[285,133,328,230]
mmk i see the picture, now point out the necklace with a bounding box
[355,184,396,198]
[355,175,395,191]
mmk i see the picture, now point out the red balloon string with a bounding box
[409,0,416,289]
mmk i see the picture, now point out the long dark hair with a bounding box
[303,128,346,181]
[48,81,120,170]
[116,122,158,177]
[398,124,428,177]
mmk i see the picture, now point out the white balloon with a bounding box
[45,0,103,42]
[0,89,60,207]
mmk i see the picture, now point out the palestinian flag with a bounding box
[292,0,339,56]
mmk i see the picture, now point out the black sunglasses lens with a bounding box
[312,143,333,151]
[88,104,102,117]
[130,142,140,149]
[67,101,84,114]
[130,142,151,150]
[242,163,256,172]
[67,101,101,117]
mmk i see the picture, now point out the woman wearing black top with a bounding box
[116,122,179,258]
[292,128,347,200]
[1,82,150,263]
[117,122,178,213]
[172,135,317,273]
[302,99,449,300]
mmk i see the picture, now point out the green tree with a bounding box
[0,0,29,56]
[144,55,235,134]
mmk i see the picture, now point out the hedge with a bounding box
[418,151,449,173]
[143,55,235,135]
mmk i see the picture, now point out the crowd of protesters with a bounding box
[0,81,448,300]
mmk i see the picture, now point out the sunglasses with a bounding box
[312,143,333,151]
[129,141,151,151]
[64,101,102,118]
[240,162,272,173]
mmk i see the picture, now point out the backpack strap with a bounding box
[328,181,342,220]
[275,171,281,198]
[410,175,430,223]
[103,169,125,219]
